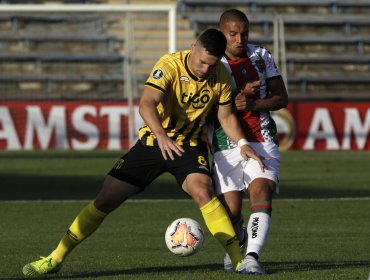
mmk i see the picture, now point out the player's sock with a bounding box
[50,201,107,263]
[200,197,242,268]
[245,201,272,257]
[233,216,246,245]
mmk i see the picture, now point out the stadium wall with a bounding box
[0,100,369,151]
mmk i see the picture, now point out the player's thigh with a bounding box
[244,156,280,193]
[95,175,141,213]
[108,140,165,189]
[167,144,213,206]
[213,148,245,196]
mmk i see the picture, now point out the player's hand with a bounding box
[240,80,260,97]
[157,135,185,160]
[235,80,260,111]
[239,144,270,172]
[235,93,256,111]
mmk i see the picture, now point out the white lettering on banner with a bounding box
[100,106,127,150]
[24,106,68,150]
[342,108,370,150]
[0,104,143,150]
[71,106,99,150]
[0,107,21,149]
[303,108,340,150]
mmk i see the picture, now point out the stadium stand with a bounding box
[1,0,369,99]
[0,13,124,99]
[179,0,370,14]
[0,1,189,100]
[177,0,370,98]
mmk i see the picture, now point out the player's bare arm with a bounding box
[139,86,184,160]
[217,104,268,171]
[235,77,288,112]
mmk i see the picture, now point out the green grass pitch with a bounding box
[0,151,369,279]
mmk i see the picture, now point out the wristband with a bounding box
[237,138,249,148]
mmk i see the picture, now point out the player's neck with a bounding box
[225,52,244,62]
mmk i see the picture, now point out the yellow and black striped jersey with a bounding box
[139,50,232,146]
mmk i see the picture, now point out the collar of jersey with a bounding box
[185,52,206,82]
[224,51,248,62]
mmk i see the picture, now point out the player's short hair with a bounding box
[196,28,226,58]
[219,9,249,27]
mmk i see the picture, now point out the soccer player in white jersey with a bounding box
[208,9,288,275]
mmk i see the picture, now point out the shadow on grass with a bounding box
[0,174,188,200]
[4,260,370,279]
[2,173,370,200]
[266,260,370,274]
[3,263,221,280]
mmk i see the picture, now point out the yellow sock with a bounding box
[50,201,107,263]
[200,197,242,268]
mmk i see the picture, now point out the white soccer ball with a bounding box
[165,218,204,257]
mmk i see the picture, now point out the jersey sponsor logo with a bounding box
[180,76,190,83]
[180,90,211,109]
[152,69,163,80]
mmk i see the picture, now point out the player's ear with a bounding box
[191,43,196,51]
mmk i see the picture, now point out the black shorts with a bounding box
[108,140,211,189]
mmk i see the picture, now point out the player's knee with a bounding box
[249,180,275,200]
[189,187,214,207]
[199,191,215,206]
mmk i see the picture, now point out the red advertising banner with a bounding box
[275,101,370,151]
[0,101,369,151]
[0,101,141,150]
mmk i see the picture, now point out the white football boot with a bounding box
[235,255,266,275]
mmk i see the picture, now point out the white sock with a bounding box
[246,212,271,257]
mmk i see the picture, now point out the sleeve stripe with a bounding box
[217,99,232,106]
[145,82,166,94]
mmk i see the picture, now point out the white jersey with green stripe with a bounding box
[208,44,281,153]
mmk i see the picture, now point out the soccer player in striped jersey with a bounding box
[208,9,289,275]
[22,28,267,276]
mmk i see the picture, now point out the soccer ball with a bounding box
[165,218,204,257]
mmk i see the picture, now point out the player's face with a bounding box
[189,44,220,79]
[220,21,249,61]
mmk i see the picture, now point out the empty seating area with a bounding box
[0,2,187,100]
[0,0,369,99]
[179,0,370,14]
[0,13,125,100]
[178,0,370,98]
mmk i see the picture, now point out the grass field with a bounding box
[0,151,369,279]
